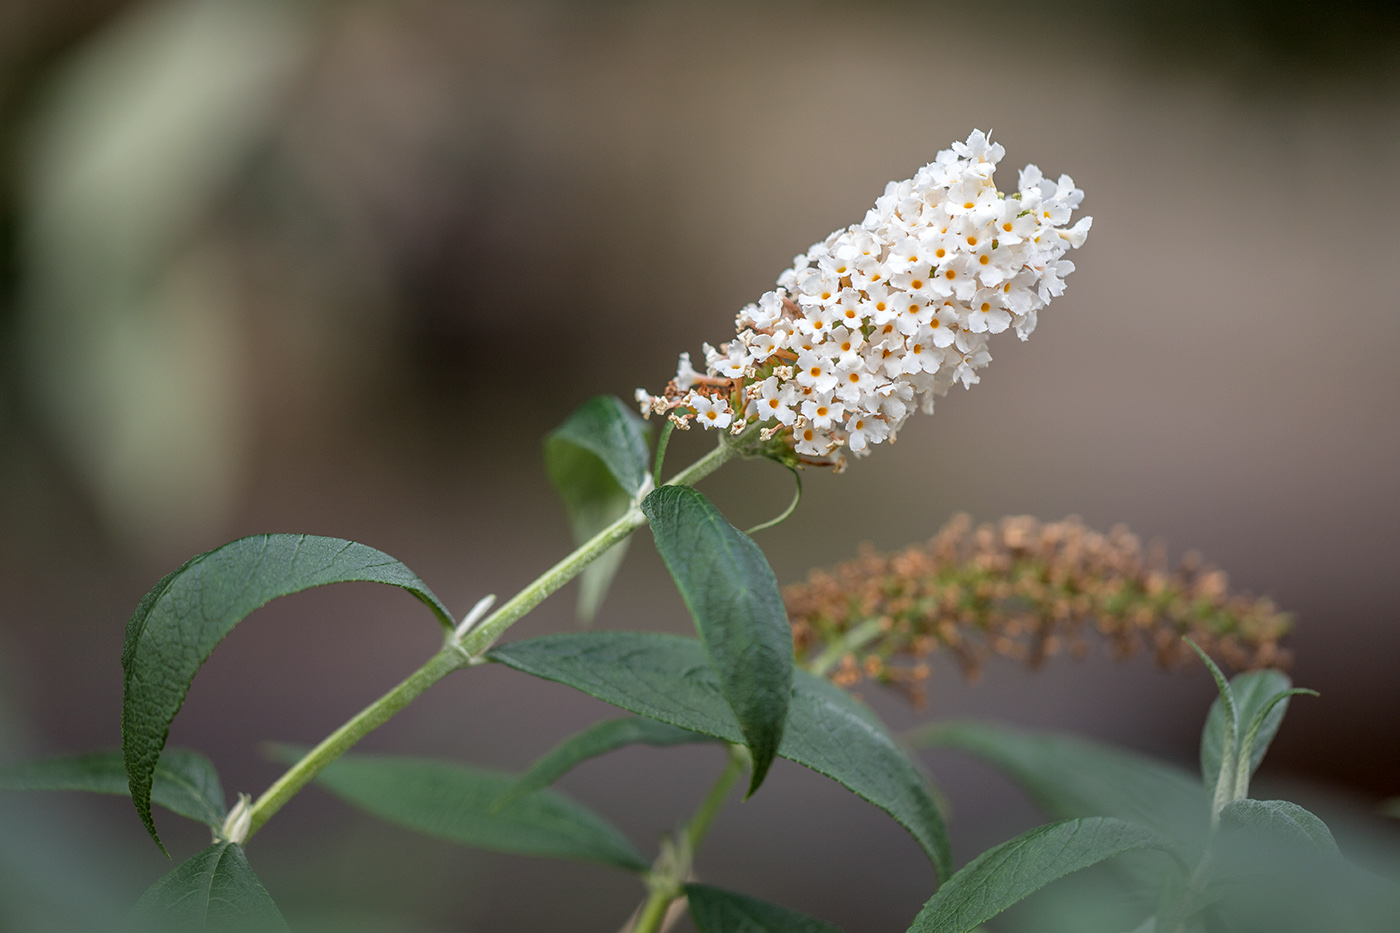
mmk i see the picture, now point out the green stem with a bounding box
[245,645,465,839]
[242,439,736,843]
[684,743,749,852]
[807,618,885,676]
[460,439,735,656]
[631,886,676,933]
[633,744,749,933]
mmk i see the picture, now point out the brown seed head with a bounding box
[785,514,1294,705]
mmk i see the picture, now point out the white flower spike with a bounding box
[635,130,1090,469]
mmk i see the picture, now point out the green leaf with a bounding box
[1221,799,1340,855]
[548,395,652,498]
[546,396,652,624]
[297,750,649,872]
[132,842,288,932]
[1233,688,1317,801]
[686,883,842,933]
[906,818,1169,933]
[1200,668,1290,791]
[0,748,225,828]
[908,721,1209,857]
[1184,639,1240,819]
[121,534,452,852]
[488,632,951,879]
[642,485,793,795]
[500,717,715,807]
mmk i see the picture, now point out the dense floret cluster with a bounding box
[636,130,1091,468]
[785,514,1293,703]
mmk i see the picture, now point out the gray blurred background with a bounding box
[1,1,1398,930]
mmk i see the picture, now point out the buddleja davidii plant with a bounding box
[0,129,1094,931]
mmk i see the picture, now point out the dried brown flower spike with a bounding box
[784,514,1292,704]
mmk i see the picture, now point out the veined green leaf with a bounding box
[0,748,225,828]
[546,396,651,623]
[500,717,715,806]
[906,818,1168,933]
[121,534,452,851]
[132,842,287,932]
[908,721,1208,857]
[298,750,648,872]
[686,883,842,933]
[488,632,950,879]
[1221,799,1339,855]
[547,395,651,498]
[642,485,793,795]
[1200,669,1291,791]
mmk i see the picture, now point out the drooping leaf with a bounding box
[1221,799,1339,855]
[545,396,652,623]
[489,632,950,879]
[0,748,225,828]
[1200,669,1291,791]
[132,842,288,932]
[908,721,1209,857]
[500,717,715,806]
[686,883,843,933]
[547,395,651,499]
[296,750,648,872]
[642,485,793,795]
[906,818,1169,933]
[122,534,452,851]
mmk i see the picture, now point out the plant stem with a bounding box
[632,744,749,933]
[684,743,749,853]
[242,438,735,843]
[460,438,735,656]
[244,644,465,840]
[807,618,885,676]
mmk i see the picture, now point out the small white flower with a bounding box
[794,425,837,457]
[902,333,944,376]
[746,332,781,363]
[801,392,845,431]
[894,292,934,337]
[795,351,839,393]
[927,305,960,347]
[750,376,798,426]
[713,342,752,379]
[851,255,890,290]
[826,326,865,368]
[966,294,1013,334]
[863,284,899,326]
[689,393,733,430]
[834,363,882,406]
[844,412,890,453]
[675,352,701,390]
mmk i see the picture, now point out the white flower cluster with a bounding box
[636,130,1091,467]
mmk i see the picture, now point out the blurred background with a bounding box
[1,0,1398,929]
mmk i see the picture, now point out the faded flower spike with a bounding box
[635,130,1091,468]
[785,514,1292,703]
